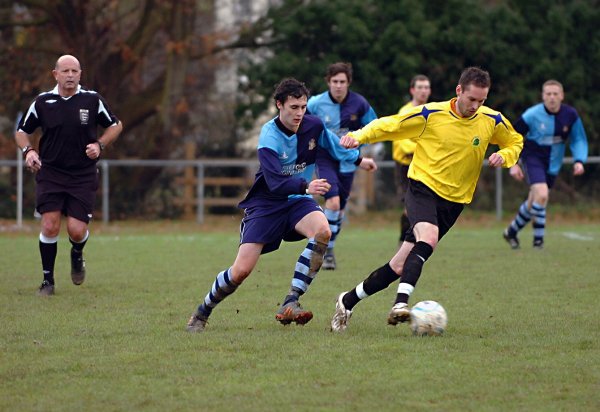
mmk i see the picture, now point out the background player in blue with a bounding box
[307,62,378,270]
[15,55,122,296]
[503,80,588,249]
[186,78,376,332]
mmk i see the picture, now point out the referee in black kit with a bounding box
[15,54,122,296]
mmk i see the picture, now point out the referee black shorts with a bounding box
[35,167,99,224]
[403,179,464,243]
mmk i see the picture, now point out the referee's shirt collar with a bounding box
[52,85,81,99]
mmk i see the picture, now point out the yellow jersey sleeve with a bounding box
[392,101,418,165]
[487,112,523,168]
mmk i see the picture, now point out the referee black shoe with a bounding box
[70,249,86,285]
[38,280,55,296]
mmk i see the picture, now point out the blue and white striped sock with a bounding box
[509,200,532,235]
[531,202,546,244]
[198,267,239,317]
[283,238,327,305]
[324,208,340,249]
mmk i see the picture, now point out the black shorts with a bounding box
[35,167,99,224]
[394,163,410,204]
[404,179,464,243]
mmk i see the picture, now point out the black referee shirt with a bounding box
[18,85,119,176]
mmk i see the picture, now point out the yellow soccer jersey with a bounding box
[392,101,418,165]
[348,98,523,204]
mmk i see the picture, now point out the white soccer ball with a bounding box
[410,300,447,336]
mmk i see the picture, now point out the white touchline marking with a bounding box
[561,232,594,241]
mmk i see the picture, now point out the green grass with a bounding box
[1,217,599,411]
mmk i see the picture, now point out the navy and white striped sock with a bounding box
[531,202,546,244]
[509,200,532,236]
[198,267,239,318]
[324,209,340,249]
[283,238,327,305]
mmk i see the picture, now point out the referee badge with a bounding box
[79,109,89,124]
[308,138,316,150]
[472,136,480,146]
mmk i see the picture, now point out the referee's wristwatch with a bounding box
[97,141,105,152]
[22,145,33,158]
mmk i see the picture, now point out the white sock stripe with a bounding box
[324,209,340,221]
[291,278,308,292]
[69,230,89,244]
[301,247,313,260]
[356,282,368,299]
[531,202,545,212]
[295,261,309,275]
[39,233,58,243]
[397,282,415,295]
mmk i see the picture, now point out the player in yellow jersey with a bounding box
[393,74,431,244]
[331,67,523,332]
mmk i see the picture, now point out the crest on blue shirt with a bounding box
[280,151,288,160]
[79,109,89,125]
[309,138,316,150]
[472,136,480,146]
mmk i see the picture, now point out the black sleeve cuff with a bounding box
[300,181,308,194]
[354,156,363,166]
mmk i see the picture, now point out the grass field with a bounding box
[1,214,599,411]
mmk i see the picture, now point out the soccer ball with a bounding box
[410,300,447,336]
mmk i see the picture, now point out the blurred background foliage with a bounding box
[0,0,598,219]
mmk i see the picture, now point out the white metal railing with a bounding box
[2,155,598,227]
[97,158,258,224]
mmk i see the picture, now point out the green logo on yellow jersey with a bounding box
[472,136,480,146]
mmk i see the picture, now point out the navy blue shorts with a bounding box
[240,197,324,254]
[317,163,355,210]
[35,167,99,224]
[403,179,464,243]
[521,152,556,188]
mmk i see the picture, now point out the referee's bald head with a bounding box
[55,55,81,70]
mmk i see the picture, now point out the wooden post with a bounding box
[350,168,367,215]
[182,141,196,220]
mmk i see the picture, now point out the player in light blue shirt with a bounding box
[503,80,588,249]
[307,62,378,270]
[186,78,377,332]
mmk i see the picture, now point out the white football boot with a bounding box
[331,292,352,332]
[387,302,411,325]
